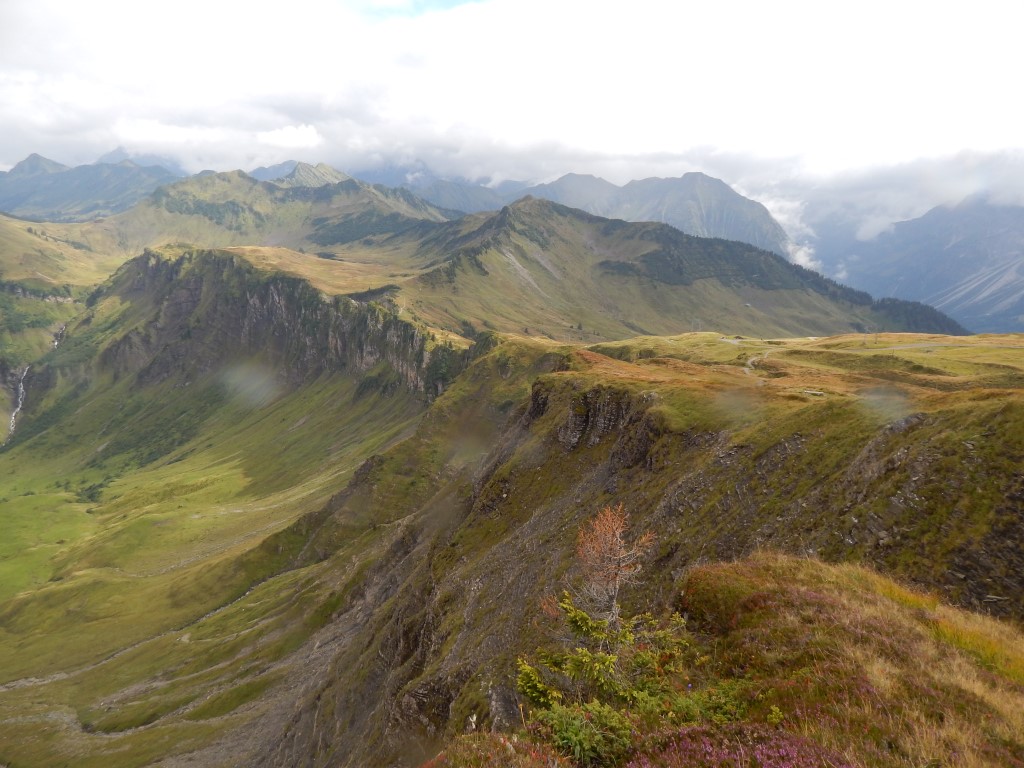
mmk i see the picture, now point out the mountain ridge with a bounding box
[390,195,966,339]
[0,149,1018,768]
[7,153,70,177]
[385,169,793,256]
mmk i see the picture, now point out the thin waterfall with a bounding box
[5,366,29,445]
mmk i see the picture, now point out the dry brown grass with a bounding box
[681,554,1024,768]
[222,246,411,295]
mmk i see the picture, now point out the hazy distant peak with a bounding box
[535,173,619,193]
[0,153,180,220]
[96,147,187,175]
[248,160,300,182]
[97,146,132,164]
[949,190,1022,211]
[623,172,727,191]
[555,172,614,184]
[9,153,69,177]
[523,173,621,217]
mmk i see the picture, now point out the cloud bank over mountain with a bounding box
[2,0,1022,258]
[2,1,1019,174]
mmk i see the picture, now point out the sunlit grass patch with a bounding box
[930,610,1024,685]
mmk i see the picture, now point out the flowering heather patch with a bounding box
[627,724,854,768]
[423,732,571,768]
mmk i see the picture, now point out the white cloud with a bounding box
[786,242,822,272]
[1,0,1022,202]
[114,119,237,147]
[855,217,896,242]
[257,124,324,149]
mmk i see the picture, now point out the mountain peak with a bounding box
[557,172,610,183]
[248,160,299,182]
[502,194,579,219]
[530,173,621,209]
[95,147,186,176]
[9,153,69,177]
[277,162,351,188]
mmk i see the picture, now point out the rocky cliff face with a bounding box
[93,248,463,396]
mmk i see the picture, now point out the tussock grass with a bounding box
[435,554,1024,767]
[679,554,1024,768]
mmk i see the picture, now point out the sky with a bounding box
[2,0,1023,251]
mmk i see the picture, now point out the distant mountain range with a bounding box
[349,166,792,256]
[96,146,189,176]
[514,172,791,255]
[812,194,1024,333]
[73,169,963,339]
[4,151,1023,332]
[0,152,182,222]
[392,195,963,339]
[75,166,453,261]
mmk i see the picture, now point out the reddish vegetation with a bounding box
[627,724,854,768]
[575,504,654,623]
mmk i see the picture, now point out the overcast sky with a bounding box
[2,0,1023,246]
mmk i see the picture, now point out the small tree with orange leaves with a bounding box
[516,508,688,767]
[574,503,654,629]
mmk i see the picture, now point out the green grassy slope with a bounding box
[0,182,1006,768]
[0,213,130,408]
[329,197,966,341]
[79,171,455,260]
[207,331,1021,768]
[0,249,470,766]
[0,214,126,287]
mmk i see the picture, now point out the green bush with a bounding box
[516,593,749,765]
[534,700,633,767]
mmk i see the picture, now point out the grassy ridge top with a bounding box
[286,198,966,341]
[436,551,1024,768]
[214,328,1021,766]
[0,213,126,288]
